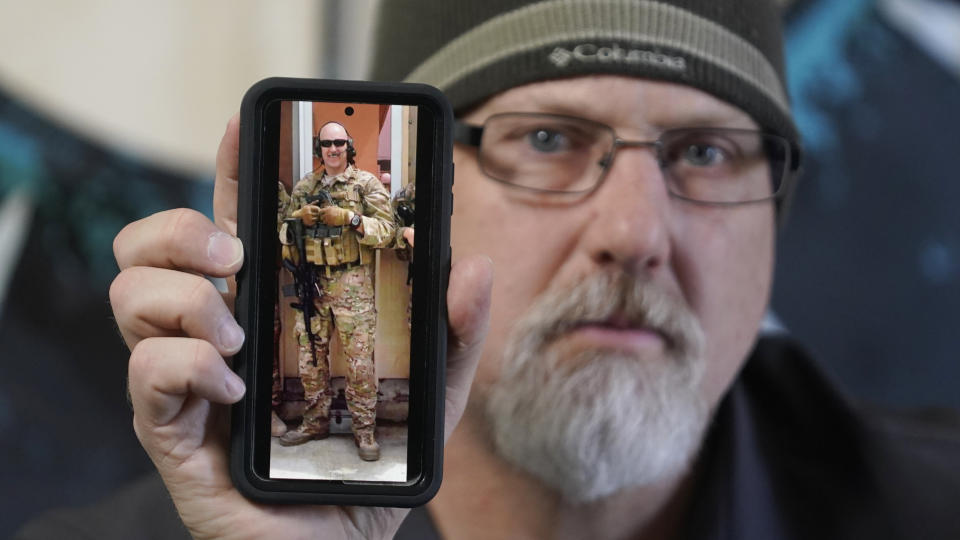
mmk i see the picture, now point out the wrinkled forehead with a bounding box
[469,75,760,135]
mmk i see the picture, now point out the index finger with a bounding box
[113,208,243,274]
[213,113,240,236]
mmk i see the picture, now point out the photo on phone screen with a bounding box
[233,79,451,504]
[270,100,419,482]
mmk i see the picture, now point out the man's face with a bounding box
[451,75,776,496]
[318,122,349,170]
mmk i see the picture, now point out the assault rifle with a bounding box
[282,216,320,366]
[396,201,415,285]
[281,188,340,366]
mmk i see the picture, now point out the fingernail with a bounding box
[207,232,243,268]
[225,372,246,400]
[218,317,245,352]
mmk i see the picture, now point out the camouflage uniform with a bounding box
[391,181,416,330]
[274,182,290,411]
[279,166,394,440]
[391,181,415,254]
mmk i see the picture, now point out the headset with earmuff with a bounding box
[313,121,357,166]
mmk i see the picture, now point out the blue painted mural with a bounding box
[776,0,960,408]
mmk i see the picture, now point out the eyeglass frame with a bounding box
[453,112,800,206]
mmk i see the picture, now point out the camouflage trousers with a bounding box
[294,264,378,434]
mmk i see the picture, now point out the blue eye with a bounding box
[680,143,726,167]
[527,129,569,153]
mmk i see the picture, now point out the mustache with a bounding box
[518,270,703,360]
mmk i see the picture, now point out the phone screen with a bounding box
[269,100,419,483]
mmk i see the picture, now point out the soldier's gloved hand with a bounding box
[110,113,493,540]
[319,205,352,226]
[292,204,322,226]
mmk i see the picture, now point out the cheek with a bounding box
[674,203,775,404]
[451,150,581,388]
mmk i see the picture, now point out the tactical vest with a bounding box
[281,183,373,268]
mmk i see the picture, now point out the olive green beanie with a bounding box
[370,0,798,149]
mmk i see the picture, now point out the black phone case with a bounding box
[231,77,453,506]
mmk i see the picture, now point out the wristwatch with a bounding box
[349,212,362,230]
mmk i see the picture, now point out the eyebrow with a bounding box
[497,94,758,132]
[650,113,758,131]
[512,96,605,120]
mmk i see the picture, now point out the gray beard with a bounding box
[484,271,709,502]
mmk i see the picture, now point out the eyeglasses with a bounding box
[454,113,797,205]
[319,139,349,148]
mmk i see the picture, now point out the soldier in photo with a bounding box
[391,180,416,330]
[277,121,395,461]
[392,179,416,257]
[272,181,292,438]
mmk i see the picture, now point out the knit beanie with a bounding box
[370,0,799,152]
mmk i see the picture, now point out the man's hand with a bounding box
[402,227,415,248]
[291,205,351,226]
[109,114,493,540]
[319,205,352,226]
[292,204,322,226]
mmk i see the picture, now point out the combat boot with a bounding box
[354,429,380,461]
[278,420,329,446]
[271,410,288,437]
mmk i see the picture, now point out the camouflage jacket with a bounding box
[277,181,291,230]
[391,180,416,251]
[285,165,395,250]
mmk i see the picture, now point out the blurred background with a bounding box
[0,0,957,535]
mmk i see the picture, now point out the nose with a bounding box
[581,147,672,274]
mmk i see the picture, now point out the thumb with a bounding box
[213,114,240,236]
[443,255,493,441]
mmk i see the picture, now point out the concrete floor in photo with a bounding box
[270,424,407,482]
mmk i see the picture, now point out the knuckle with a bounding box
[185,277,223,318]
[128,337,159,383]
[189,339,222,381]
[109,267,142,318]
[113,222,133,265]
[162,207,205,245]
[132,415,144,442]
[159,208,210,264]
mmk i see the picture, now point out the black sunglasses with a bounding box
[318,139,349,148]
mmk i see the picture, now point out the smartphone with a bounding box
[231,77,453,506]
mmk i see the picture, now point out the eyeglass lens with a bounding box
[319,139,348,147]
[477,114,787,204]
